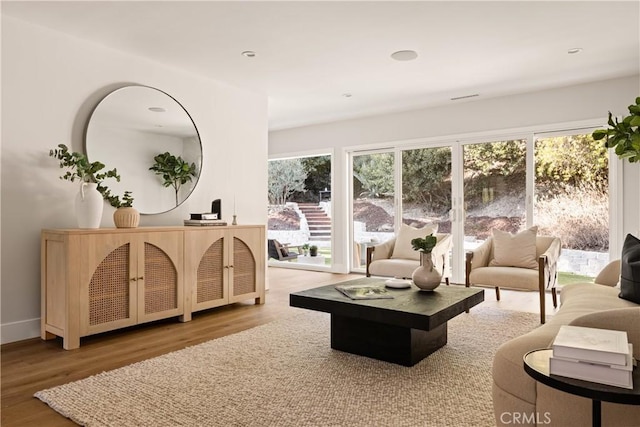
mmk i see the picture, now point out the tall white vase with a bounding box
[75,182,103,228]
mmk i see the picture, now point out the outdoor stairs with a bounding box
[298,203,331,241]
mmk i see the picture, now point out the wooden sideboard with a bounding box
[41,225,265,349]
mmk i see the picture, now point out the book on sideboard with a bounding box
[552,325,630,366]
[190,213,219,220]
[549,343,634,389]
[184,219,228,226]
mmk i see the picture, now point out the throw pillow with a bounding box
[619,234,640,304]
[391,223,438,261]
[489,226,538,269]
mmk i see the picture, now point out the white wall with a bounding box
[270,75,640,271]
[0,16,268,343]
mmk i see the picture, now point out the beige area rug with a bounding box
[35,307,539,427]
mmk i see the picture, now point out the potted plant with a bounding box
[592,97,640,163]
[49,144,131,228]
[309,245,318,257]
[109,191,140,228]
[149,152,198,206]
[410,233,441,291]
[411,234,438,254]
[301,243,310,256]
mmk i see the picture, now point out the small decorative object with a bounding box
[410,233,442,291]
[149,152,198,206]
[385,278,412,289]
[592,97,640,163]
[301,243,310,256]
[232,196,237,225]
[49,144,126,229]
[309,245,318,257]
[211,199,221,218]
[111,191,139,228]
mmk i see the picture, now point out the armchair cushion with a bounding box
[469,266,540,291]
[391,223,438,261]
[489,226,538,269]
[619,234,640,304]
[368,258,422,279]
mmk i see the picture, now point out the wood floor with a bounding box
[1,268,559,427]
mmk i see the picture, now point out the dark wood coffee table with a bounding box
[289,278,484,366]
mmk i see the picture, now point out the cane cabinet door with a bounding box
[136,231,184,324]
[184,228,227,314]
[228,227,264,304]
[79,233,137,336]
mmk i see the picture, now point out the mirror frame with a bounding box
[85,85,202,214]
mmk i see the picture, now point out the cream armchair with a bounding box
[366,233,452,285]
[465,234,561,324]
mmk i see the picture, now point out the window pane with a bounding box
[463,140,527,249]
[267,155,332,266]
[352,152,395,267]
[401,147,452,230]
[534,133,609,282]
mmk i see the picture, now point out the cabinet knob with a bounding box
[138,276,144,280]
[130,277,137,282]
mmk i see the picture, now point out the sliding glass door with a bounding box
[267,154,333,268]
[462,139,527,250]
[401,147,452,231]
[533,131,610,282]
[349,127,613,284]
[351,151,395,267]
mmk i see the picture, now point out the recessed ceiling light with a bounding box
[391,50,418,61]
[342,93,352,98]
[148,107,166,112]
[242,51,256,58]
[568,48,583,54]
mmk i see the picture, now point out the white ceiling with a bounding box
[3,1,639,130]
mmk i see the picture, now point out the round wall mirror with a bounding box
[86,85,202,214]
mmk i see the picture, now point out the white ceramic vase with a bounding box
[75,182,103,228]
[412,252,442,291]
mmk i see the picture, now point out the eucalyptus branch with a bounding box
[49,144,134,208]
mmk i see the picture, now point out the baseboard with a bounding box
[1,318,40,344]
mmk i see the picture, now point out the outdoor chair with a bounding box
[268,239,300,261]
[465,227,561,324]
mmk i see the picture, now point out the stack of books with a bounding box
[184,213,227,226]
[550,325,634,389]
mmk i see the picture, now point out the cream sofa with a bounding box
[492,260,640,426]
[365,232,452,284]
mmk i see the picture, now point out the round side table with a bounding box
[523,348,640,427]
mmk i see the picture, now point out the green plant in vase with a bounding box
[301,243,310,256]
[49,143,120,188]
[149,152,198,206]
[49,144,135,228]
[411,234,438,254]
[410,233,441,291]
